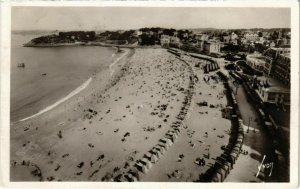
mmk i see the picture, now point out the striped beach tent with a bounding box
[151,147,162,158]
[154,144,166,154]
[134,162,148,174]
[140,158,152,169]
[157,143,167,153]
[160,138,173,146]
[149,153,159,163]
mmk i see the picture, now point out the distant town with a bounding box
[24,27,291,107]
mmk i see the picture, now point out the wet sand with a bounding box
[10,48,231,182]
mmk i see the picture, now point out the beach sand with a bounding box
[10,48,231,182]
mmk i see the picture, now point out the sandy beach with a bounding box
[10,48,232,181]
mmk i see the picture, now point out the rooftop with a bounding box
[270,47,290,51]
[281,53,290,58]
[256,76,290,92]
[246,54,267,66]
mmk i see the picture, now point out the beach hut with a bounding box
[234,143,242,151]
[237,132,243,139]
[230,151,239,161]
[129,169,140,180]
[236,136,243,142]
[232,146,241,154]
[228,153,236,164]
[223,161,231,175]
[160,138,173,146]
[134,162,148,174]
[157,143,167,153]
[214,169,224,182]
[148,152,159,163]
[211,173,220,182]
[237,135,244,143]
[236,140,243,148]
[154,144,166,155]
[238,127,244,134]
[124,172,138,182]
[173,128,180,135]
[165,134,176,142]
[124,174,134,182]
[144,153,152,161]
[217,166,227,181]
[171,125,179,130]
[167,130,178,138]
[140,158,152,169]
[151,148,162,158]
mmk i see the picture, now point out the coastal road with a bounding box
[184,55,277,182]
[224,74,276,182]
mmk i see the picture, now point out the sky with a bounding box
[11,7,291,31]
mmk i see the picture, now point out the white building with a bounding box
[230,32,238,40]
[160,35,170,47]
[203,40,221,54]
[244,33,259,41]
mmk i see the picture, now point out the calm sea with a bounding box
[11,33,116,122]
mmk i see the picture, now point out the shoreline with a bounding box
[16,77,92,123]
[12,47,130,124]
[23,42,138,48]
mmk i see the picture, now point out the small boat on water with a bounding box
[17,63,25,68]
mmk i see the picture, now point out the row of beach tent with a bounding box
[120,62,196,182]
[198,71,244,182]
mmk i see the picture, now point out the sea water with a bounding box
[11,33,116,122]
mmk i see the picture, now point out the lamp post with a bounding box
[247,116,252,133]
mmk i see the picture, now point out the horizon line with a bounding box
[12,27,291,31]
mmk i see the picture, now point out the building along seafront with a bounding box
[246,53,266,75]
[203,40,222,55]
[245,47,291,106]
[253,76,290,106]
[263,47,290,77]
